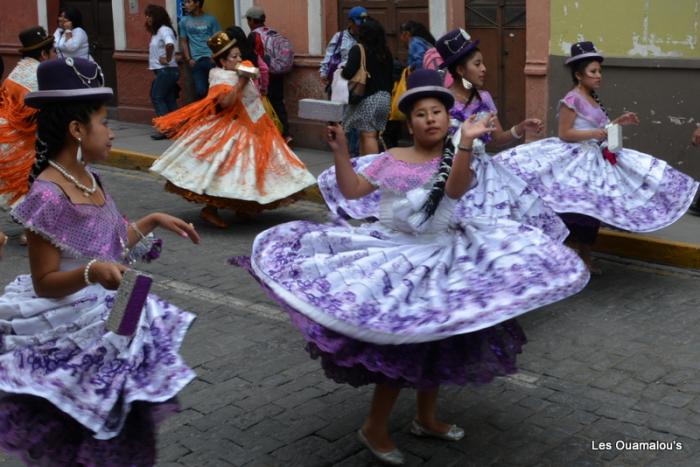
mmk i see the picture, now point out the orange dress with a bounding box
[0,58,40,209]
[151,63,315,214]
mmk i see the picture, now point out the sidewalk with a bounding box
[106,120,700,269]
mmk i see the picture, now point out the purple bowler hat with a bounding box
[397,69,455,115]
[24,57,113,108]
[435,28,480,69]
[565,41,604,65]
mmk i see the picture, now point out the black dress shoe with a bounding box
[150,132,167,140]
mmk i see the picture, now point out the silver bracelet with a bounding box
[84,259,97,286]
[457,145,473,153]
[130,222,146,241]
[510,126,523,139]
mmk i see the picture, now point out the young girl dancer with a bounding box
[151,32,315,228]
[318,29,568,243]
[493,41,699,270]
[0,27,54,257]
[233,70,589,465]
[0,57,199,442]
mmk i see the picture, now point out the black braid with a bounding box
[418,138,456,223]
[29,101,103,184]
[589,90,610,119]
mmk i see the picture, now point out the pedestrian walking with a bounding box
[232,70,589,465]
[54,7,93,61]
[0,57,199,443]
[0,26,54,259]
[150,32,315,228]
[399,20,435,71]
[145,4,180,140]
[341,18,393,155]
[179,0,220,100]
[493,41,699,272]
[320,6,366,156]
[318,29,568,243]
[246,6,294,142]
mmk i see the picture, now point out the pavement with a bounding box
[105,120,700,270]
[2,164,700,466]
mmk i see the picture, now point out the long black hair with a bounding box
[61,7,84,29]
[225,26,257,63]
[569,57,609,118]
[358,18,391,61]
[447,46,482,106]
[400,20,435,45]
[30,101,104,184]
[144,4,176,37]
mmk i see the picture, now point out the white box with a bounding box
[298,99,346,122]
[606,123,623,152]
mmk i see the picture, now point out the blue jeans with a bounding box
[151,67,180,116]
[191,57,215,100]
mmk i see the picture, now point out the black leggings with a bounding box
[560,213,600,245]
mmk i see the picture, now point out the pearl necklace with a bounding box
[48,160,97,197]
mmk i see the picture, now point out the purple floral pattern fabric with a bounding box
[1,177,196,440]
[231,256,527,390]
[492,91,699,232]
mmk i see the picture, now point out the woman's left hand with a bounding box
[460,113,496,142]
[152,213,201,244]
[158,56,169,65]
[615,111,640,126]
[520,118,544,134]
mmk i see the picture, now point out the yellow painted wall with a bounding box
[550,0,700,58]
[206,1,235,30]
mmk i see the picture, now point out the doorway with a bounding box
[465,0,526,129]
[60,0,117,104]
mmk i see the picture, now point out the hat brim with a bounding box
[398,86,455,116]
[438,40,480,69]
[565,52,604,65]
[24,88,113,108]
[18,37,54,53]
[211,38,237,59]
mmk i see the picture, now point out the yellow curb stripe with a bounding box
[595,229,700,269]
[103,148,700,270]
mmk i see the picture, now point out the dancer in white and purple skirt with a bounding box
[232,70,589,465]
[0,58,200,445]
[493,41,698,271]
[318,29,569,243]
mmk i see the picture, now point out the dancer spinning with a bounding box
[151,32,315,228]
[493,41,698,270]
[233,70,589,465]
[0,27,54,258]
[0,58,199,441]
[318,29,568,243]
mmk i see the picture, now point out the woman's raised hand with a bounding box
[460,113,496,142]
[327,123,350,156]
[615,112,640,126]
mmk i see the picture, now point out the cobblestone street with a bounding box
[2,166,700,466]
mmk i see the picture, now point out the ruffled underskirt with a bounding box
[231,256,526,390]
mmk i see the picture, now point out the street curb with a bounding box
[104,148,700,270]
[593,229,700,270]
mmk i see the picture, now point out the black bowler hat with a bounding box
[397,69,455,115]
[18,26,54,53]
[24,57,113,108]
[435,28,480,69]
[565,41,604,65]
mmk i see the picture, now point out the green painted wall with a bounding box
[550,0,700,58]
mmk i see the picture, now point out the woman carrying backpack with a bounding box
[341,18,394,156]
